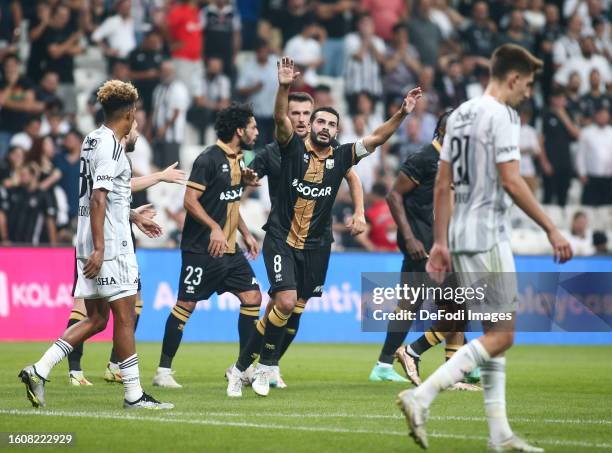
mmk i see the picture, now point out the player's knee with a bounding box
[273,293,296,315]
[176,300,197,312]
[89,313,109,334]
[242,291,262,307]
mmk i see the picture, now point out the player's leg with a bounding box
[66,298,93,386]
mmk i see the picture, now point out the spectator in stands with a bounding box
[92,0,137,70]
[417,66,440,113]
[395,117,426,163]
[284,20,324,87]
[565,211,594,256]
[201,0,242,79]
[235,0,259,51]
[408,99,436,144]
[523,0,546,32]
[592,16,611,61]
[430,0,464,42]
[166,0,203,94]
[565,72,584,123]
[0,0,20,63]
[437,58,467,109]
[88,60,131,127]
[554,35,611,96]
[360,0,407,42]
[9,116,41,152]
[313,83,334,109]
[0,54,39,158]
[26,136,62,194]
[276,0,316,46]
[26,1,52,83]
[579,69,611,126]
[383,23,422,112]
[189,57,231,144]
[0,145,25,188]
[518,105,545,194]
[53,129,81,224]
[498,9,535,52]
[407,0,443,68]
[552,13,582,69]
[315,0,353,77]
[35,70,61,107]
[151,60,190,169]
[128,31,164,117]
[577,106,612,206]
[365,182,397,251]
[237,38,278,145]
[344,13,385,114]
[44,4,81,116]
[42,102,70,145]
[593,231,609,256]
[339,113,378,194]
[541,87,581,207]
[461,1,497,59]
[536,3,563,99]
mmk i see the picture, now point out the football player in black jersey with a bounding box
[153,103,263,388]
[226,57,422,397]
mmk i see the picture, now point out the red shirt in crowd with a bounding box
[361,0,407,41]
[167,2,202,61]
[366,200,398,251]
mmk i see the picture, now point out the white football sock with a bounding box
[482,357,513,444]
[120,354,144,403]
[414,339,490,408]
[34,339,73,379]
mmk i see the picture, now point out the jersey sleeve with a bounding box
[278,132,303,159]
[249,146,270,178]
[189,151,215,187]
[336,142,358,173]
[91,138,119,192]
[400,152,429,185]
[492,108,521,164]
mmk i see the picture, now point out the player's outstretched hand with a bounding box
[241,168,261,186]
[401,87,423,115]
[425,243,451,284]
[160,162,186,184]
[547,229,573,264]
[277,57,301,86]
[346,213,367,236]
[243,233,260,260]
[406,237,428,261]
[134,203,157,219]
[133,213,163,238]
[209,226,228,258]
[83,249,104,279]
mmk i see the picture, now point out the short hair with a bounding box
[97,80,138,119]
[434,108,453,140]
[490,44,543,80]
[392,22,407,34]
[254,38,269,51]
[310,106,340,125]
[372,182,387,198]
[314,84,331,93]
[573,211,586,221]
[288,92,314,105]
[215,102,254,142]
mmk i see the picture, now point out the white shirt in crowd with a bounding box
[441,95,521,253]
[554,53,612,95]
[193,73,231,103]
[237,55,279,118]
[344,32,386,96]
[152,79,190,143]
[339,128,379,194]
[519,123,541,177]
[284,34,322,86]
[564,230,595,256]
[576,124,612,177]
[552,35,582,66]
[130,134,153,177]
[92,14,137,59]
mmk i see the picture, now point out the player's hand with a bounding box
[243,233,260,260]
[425,243,452,284]
[346,213,367,236]
[277,57,301,86]
[209,226,228,258]
[134,203,156,219]
[133,213,163,238]
[241,168,261,186]
[401,87,423,115]
[547,229,573,264]
[406,237,428,261]
[83,249,104,279]
[160,162,187,184]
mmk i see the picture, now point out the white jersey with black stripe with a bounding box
[76,125,133,260]
[440,95,521,254]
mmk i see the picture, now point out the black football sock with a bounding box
[278,300,305,361]
[258,306,290,366]
[67,309,86,372]
[238,303,261,355]
[408,328,444,357]
[159,305,192,368]
[236,318,266,371]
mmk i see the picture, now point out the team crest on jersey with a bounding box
[83,136,98,151]
[325,159,334,169]
[303,153,310,163]
[222,163,229,172]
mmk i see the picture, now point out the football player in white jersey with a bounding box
[19,80,174,410]
[397,44,572,451]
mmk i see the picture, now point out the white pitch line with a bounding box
[1,409,611,450]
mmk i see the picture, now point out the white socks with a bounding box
[414,339,490,408]
[119,354,144,403]
[482,357,513,444]
[34,339,74,379]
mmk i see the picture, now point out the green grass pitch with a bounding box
[1,343,611,452]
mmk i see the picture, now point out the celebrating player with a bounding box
[247,91,366,388]
[226,57,422,397]
[397,44,573,451]
[19,80,173,410]
[152,103,262,388]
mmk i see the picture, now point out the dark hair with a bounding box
[2,53,19,65]
[433,108,453,140]
[372,182,387,198]
[310,106,340,125]
[66,128,83,140]
[550,86,566,98]
[254,38,269,51]
[490,44,543,80]
[26,136,54,166]
[593,231,607,247]
[314,84,331,93]
[215,102,254,142]
[288,92,314,105]
[25,115,42,126]
[392,22,407,34]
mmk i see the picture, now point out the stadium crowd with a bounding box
[0,0,610,254]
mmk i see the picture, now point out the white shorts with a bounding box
[74,253,139,302]
[452,241,517,312]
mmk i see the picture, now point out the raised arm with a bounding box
[274,57,301,146]
[362,87,422,153]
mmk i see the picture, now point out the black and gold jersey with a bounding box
[249,141,281,205]
[181,140,245,255]
[264,133,364,250]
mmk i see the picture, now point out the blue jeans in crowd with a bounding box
[320,38,345,78]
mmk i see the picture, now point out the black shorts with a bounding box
[263,233,331,300]
[178,251,259,302]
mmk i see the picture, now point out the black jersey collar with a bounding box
[304,138,333,161]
